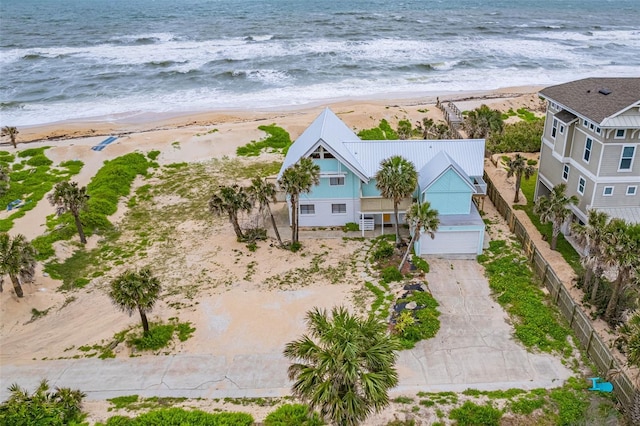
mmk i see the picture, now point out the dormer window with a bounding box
[615,129,626,139]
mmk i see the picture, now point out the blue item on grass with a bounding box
[588,377,613,392]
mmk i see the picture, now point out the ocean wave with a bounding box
[109,33,178,45]
[244,35,274,42]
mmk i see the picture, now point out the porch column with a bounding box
[381,213,384,236]
[360,212,364,237]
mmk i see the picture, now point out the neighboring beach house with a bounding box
[277,108,487,255]
[535,78,640,225]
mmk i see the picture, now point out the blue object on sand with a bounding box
[589,377,613,392]
[91,136,118,151]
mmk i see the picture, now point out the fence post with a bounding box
[569,304,576,327]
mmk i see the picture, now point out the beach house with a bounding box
[535,78,640,225]
[277,108,487,255]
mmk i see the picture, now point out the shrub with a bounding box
[147,150,161,160]
[358,119,398,140]
[487,120,543,153]
[411,255,429,273]
[343,222,359,232]
[372,240,394,261]
[236,125,292,156]
[264,403,324,425]
[289,241,302,252]
[380,266,403,283]
[17,147,49,158]
[26,154,53,167]
[105,408,254,425]
[449,401,502,426]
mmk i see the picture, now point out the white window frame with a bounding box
[331,203,347,214]
[300,204,315,215]
[583,119,588,128]
[559,124,565,135]
[619,145,635,171]
[577,176,586,195]
[603,186,614,196]
[583,138,592,163]
[627,186,637,196]
[329,176,345,186]
[562,164,570,181]
[615,129,626,139]
[596,127,601,134]
[551,118,558,139]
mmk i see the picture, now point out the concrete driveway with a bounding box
[0,259,572,400]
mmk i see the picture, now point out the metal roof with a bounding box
[596,207,640,224]
[343,139,485,179]
[278,108,364,179]
[540,78,640,125]
[418,151,475,193]
[601,115,640,128]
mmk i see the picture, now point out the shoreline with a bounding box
[11,84,544,144]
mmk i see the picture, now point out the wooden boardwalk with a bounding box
[438,100,464,130]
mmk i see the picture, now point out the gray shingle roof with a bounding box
[539,78,640,124]
[554,109,578,124]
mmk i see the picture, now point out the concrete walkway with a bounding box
[0,260,572,401]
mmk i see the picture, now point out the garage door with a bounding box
[421,231,481,255]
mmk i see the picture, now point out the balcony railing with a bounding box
[360,197,412,212]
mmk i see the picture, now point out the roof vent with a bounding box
[599,88,612,95]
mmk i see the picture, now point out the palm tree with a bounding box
[0,164,10,197]
[1,126,19,148]
[0,233,36,298]
[506,154,535,203]
[399,201,439,271]
[571,210,609,304]
[375,156,418,245]
[284,306,400,426]
[533,183,578,250]
[209,184,252,241]
[48,181,90,244]
[278,158,320,244]
[108,267,161,336]
[602,220,640,323]
[464,105,503,138]
[248,177,283,246]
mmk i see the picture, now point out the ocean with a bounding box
[1,0,639,127]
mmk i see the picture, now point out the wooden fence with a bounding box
[484,172,637,411]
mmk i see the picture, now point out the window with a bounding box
[589,123,595,131]
[559,124,565,135]
[311,146,335,159]
[615,129,626,139]
[300,204,315,215]
[562,164,570,181]
[331,203,347,214]
[583,138,592,162]
[603,186,614,196]
[583,119,588,127]
[578,177,586,195]
[551,118,558,138]
[619,146,635,171]
[596,127,601,134]
[627,186,637,196]
[329,176,345,186]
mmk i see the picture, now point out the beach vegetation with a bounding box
[479,240,572,355]
[463,105,503,139]
[248,177,283,246]
[487,119,543,153]
[449,401,502,425]
[396,119,413,139]
[0,165,9,197]
[264,403,325,425]
[411,255,429,273]
[147,150,161,160]
[236,124,292,156]
[48,181,90,244]
[1,126,19,149]
[0,233,36,298]
[358,119,398,140]
[393,291,440,349]
[533,183,578,251]
[342,222,360,232]
[284,306,400,426]
[571,210,610,305]
[375,155,417,245]
[278,158,320,245]
[108,267,161,336]
[209,184,253,241]
[127,319,195,351]
[100,408,254,425]
[505,154,535,203]
[0,379,86,425]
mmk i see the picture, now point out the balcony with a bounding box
[360,197,412,213]
[473,176,487,195]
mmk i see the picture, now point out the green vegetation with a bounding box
[128,320,195,351]
[479,240,573,355]
[101,408,254,425]
[236,125,292,156]
[358,119,398,140]
[411,255,429,273]
[449,401,502,425]
[488,119,544,153]
[515,171,582,273]
[342,222,359,232]
[380,266,403,283]
[0,147,82,233]
[501,107,542,123]
[394,291,441,349]
[264,403,324,425]
[147,150,161,160]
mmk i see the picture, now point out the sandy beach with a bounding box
[0,86,560,423]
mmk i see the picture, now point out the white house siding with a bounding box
[297,198,359,227]
[420,230,483,255]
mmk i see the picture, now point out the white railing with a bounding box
[359,218,374,231]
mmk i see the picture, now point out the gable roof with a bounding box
[539,78,640,124]
[342,139,485,179]
[418,151,476,193]
[278,108,366,179]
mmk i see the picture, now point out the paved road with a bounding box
[0,259,572,401]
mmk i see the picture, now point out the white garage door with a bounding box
[421,231,480,255]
